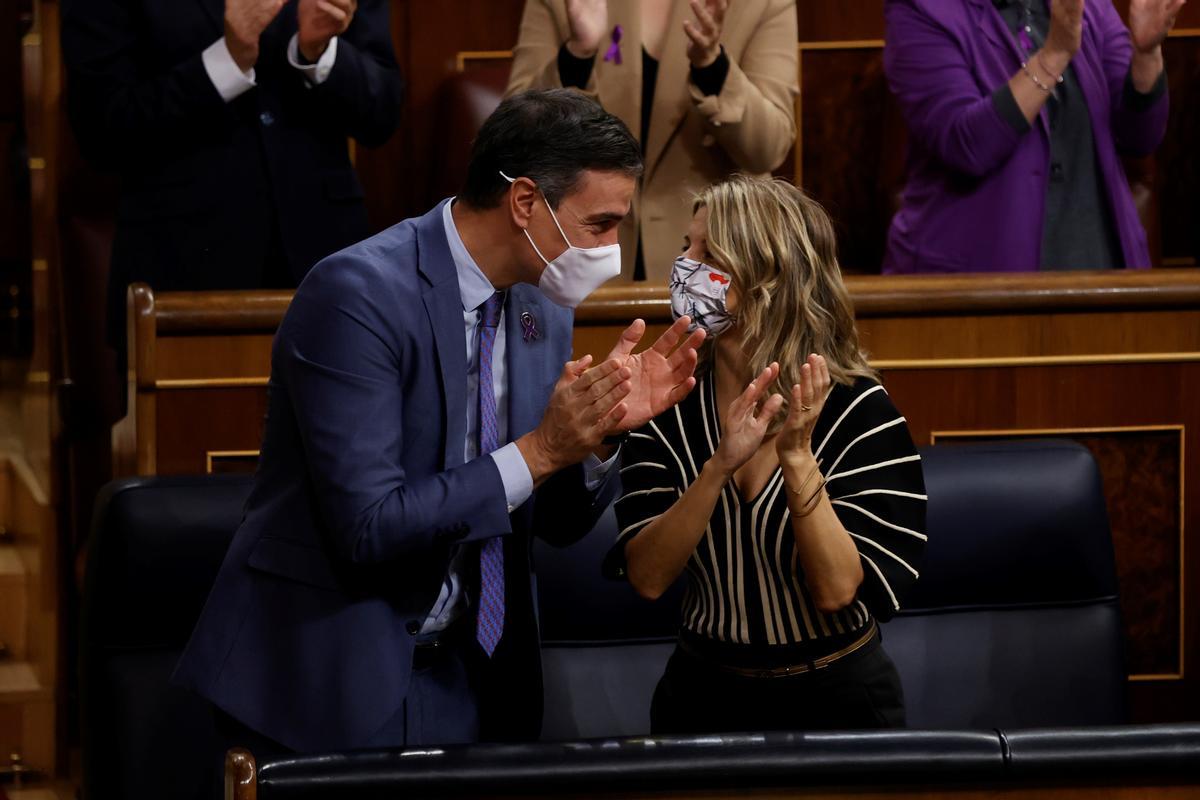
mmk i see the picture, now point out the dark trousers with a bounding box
[650,631,906,735]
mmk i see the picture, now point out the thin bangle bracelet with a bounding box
[1035,52,1065,85]
[787,458,823,496]
[1021,61,1052,94]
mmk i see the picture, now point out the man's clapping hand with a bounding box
[224,0,285,71]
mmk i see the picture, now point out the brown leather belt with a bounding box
[679,620,878,679]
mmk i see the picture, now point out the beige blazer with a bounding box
[506,0,798,283]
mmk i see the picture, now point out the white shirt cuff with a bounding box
[584,448,620,491]
[490,442,534,514]
[287,33,338,85]
[201,37,256,102]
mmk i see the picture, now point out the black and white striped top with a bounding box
[612,373,926,648]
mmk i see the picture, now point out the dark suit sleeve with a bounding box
[278,254,513,566]
[308,0,404,147]
[60,0,232,170]
[530,460,620,548]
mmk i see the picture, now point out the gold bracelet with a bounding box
[1035,53,1065,86]
[787,458,823,497]
[1021,61,1052,94]
[790,478,828,518]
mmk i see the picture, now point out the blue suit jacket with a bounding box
[173,201,616,752]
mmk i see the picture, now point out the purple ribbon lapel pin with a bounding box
[604,25,623,65]
[520,311,541,343]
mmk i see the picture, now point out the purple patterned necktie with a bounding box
[476,291,506,657]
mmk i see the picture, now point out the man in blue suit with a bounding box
[174,89,704,756]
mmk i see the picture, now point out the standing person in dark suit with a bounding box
[173,90,705,764]
[61,0,403,348]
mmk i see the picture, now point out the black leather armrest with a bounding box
[257,730,1004,797]
[1003,724,1200,778]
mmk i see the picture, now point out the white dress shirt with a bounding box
[202,34,338,102]
[419,199,618,634]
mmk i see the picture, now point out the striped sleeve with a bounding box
[814,380,927,621]
[602,427,679,580]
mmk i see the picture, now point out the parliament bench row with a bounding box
[231,724,1200,799]
[81,439,1174,799]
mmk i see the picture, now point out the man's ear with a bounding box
[507,177,540,230]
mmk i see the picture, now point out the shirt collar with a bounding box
[442,198,497,313]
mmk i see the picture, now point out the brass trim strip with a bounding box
[32,259,48,273]
[874,352,1200,370]
[28,158,45,171]
[931,425,1186,681]
[455,50,513,72]
[797,39,885,51]
[21,33,41,47]
[156,377,269,389]
[932,424,1185,439]
[150,355,1200,386]
[206,450,262,474]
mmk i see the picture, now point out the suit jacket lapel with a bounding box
[417,202,469,470]
[643,0,693,182]
[505,284,552,443]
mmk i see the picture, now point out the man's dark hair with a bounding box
[460,89,642,210]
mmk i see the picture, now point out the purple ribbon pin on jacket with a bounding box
[520,311,541,343]
[604,24,623,65]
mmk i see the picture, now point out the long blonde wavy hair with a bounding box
[694,175,876,410]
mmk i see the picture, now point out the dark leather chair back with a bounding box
[890,439,1123,728]
[534,504,684,740]
[81,474,254,800]
[534,438,1124,738]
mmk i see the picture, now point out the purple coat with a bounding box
[882,0,1169,273]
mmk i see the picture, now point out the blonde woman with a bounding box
[609,176,926,733]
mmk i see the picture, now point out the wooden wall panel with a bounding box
[798,45,900,273]
[154,389,269,476]
[882,360,1200,722]
[796,1,884,41]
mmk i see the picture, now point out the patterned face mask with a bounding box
[669,256,736,336]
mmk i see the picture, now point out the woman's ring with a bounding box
[800,404,812,412]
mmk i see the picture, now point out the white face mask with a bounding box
[501,171,622,308]
[670,256,736,336]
